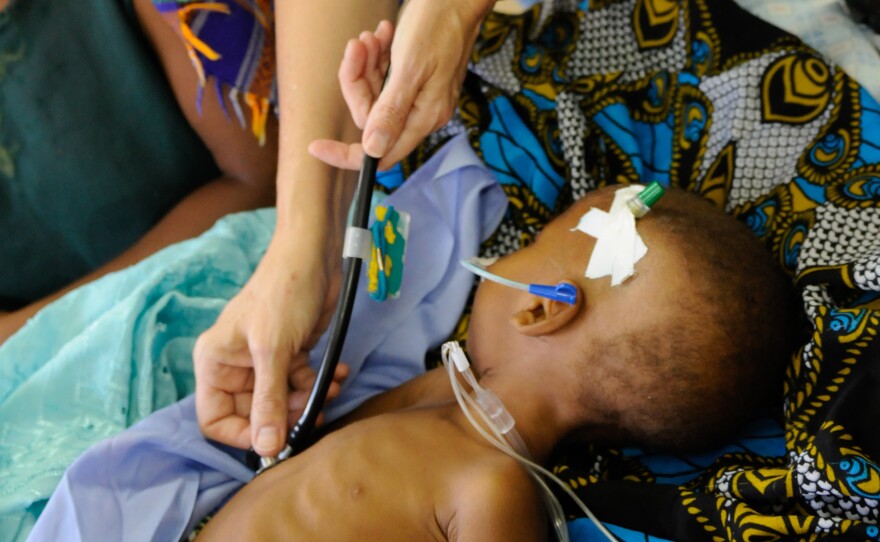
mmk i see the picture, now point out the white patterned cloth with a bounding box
[735,0,880,102]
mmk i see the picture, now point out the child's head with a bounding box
[467,185,801,451]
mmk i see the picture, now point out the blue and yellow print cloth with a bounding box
[406,0,880,539]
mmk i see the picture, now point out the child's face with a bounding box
[466,188,684,374]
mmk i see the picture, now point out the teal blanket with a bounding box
[0,209,273,538]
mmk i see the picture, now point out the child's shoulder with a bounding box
[444,449,548,541]
[459,449,536,497]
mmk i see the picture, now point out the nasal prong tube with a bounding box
[459,258,577,305]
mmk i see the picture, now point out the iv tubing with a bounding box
[460,257,530,292]
[441,344,617,542]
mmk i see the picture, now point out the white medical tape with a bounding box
[342,226,373,260]
[572,185,648,286]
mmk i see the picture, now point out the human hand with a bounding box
[193,232,348,456]
[309,0,494,170]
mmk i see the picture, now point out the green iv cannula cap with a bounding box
[627,181,666,217]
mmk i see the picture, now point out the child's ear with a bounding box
[510,281,583,337]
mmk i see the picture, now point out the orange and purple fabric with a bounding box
[153,0,276,145]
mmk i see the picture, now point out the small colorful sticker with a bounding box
[367,205,409,301]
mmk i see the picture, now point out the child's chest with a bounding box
[294,410,482,538]
[207,410,481,541]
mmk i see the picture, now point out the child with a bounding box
[194,184,800,541]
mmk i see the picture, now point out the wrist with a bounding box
[458,0,496,26]
[269,170,356,272]
[275,164,356,231]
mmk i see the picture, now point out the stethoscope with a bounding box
[245,142,380,474]
[243,153,578,474]
[242,60,662,471]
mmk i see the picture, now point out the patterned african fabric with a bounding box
[152,0,277,145]
[405,1,879,540]
[735,0,880,103]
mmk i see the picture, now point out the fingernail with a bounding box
[256,426,280,452]
[365,130,390,157]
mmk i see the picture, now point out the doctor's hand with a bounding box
[309,0,494,170]
[193,233,349,456]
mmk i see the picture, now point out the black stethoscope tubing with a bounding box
[246,68,389,472]
[287,151,378,453]
[245,150,379,471]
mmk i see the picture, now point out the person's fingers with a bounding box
[249,348,293,456]
[359,31,384,100]
[312,95,453,171]
[195,377,249,448]
[308,139,365,171]
[287,389,308,426]
[325,379,343,402]
[285,359,349,427]
[334,362,350,383]
[361,69,421,158]
[371,22,393,94]
[376,112,436,169]
[193,335,255,449]
[194,339,257,372]
[287,360,348,399]
[374,20,394,53]
[377,89,455,169]
[288,352,317,390]
[200,387,254,449]
[339,39,372,129]
[322,362,350,401]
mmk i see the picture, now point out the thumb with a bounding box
[362,70,418,158]
[250,352,291,456]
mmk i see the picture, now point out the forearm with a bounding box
[3,176,273,334]
[273,0,398,237]
[105,175,273,265]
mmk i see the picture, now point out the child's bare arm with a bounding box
[447,459,548,542]
[0,0,277,344]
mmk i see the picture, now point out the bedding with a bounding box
[5,0,880,540]
[417,0,879,539]
[735,0,880,103]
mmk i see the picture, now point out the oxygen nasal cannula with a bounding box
[441,342,618,542]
